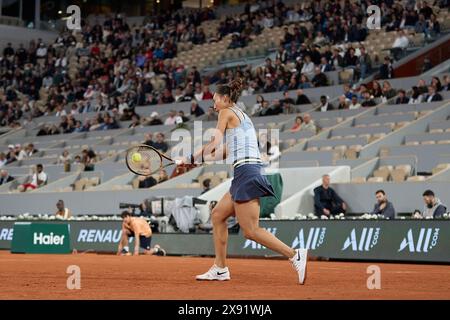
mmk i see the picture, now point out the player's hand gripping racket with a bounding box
[125,144,183,176]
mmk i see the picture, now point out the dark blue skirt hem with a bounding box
[230,164,277,202]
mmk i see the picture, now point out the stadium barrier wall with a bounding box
[1,220,448,263]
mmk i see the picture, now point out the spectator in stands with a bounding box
[81,149,96,171]
[371,80,383,98]
[5,144,17,164]
[202,85,214,100]
[301,55,315,79]
[391,30,410,60]
[73,155,82,165]
[319,57,333,73]
[295,89,311,105]
[319,95,334,112]
[382,81,397,100]
[190,100,205,117]
[337,95,349,109]
[58,150,72,165]
[0,153,6,168]
[424,85,443,102]
[25,143,40,159]
[263,77,277,93]
[379,56,394,79]
[342,84,354,100]
[417,79,429,94]
[414,190,447,218]
[314,174,347,217]
[311,67,328,87]
[158,169,169,183]
[100,112,120,130]
[259,132,281,167]
[259,100,282,116]
[147,111,163,126]
[201,179,211,195]
[138,174,158,189]
[0,169,14,185]
[251,95,265,115]
[348,96,361,110]
[290,116,303,133]
[330,48,344,70]
[357,46,372,80]
[426,14,441,38]
[153,132,169,153]
[16,144,27,161]
[370,190,396,219]
[55,200,72,219]
[415,14,428,34]
[431,77,443,92]
[395,90,410,104]
[409,86,424,104]
[298,74,312,89]
[442,75,450,91]
[361,91,377,107]
[178,110,190,123]
[174,87,185,102]
[18,164,47,192]
[129,115,141,128]
[194,83,204,101]
[301,113,317,133]
[144,133,154,147]
[164,110,177,126]
[281,91,295,114]
[205,106,218,121]
[159,88,175,104]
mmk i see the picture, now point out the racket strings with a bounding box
[127,147,162,175]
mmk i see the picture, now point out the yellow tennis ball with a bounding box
[131,152,142,163]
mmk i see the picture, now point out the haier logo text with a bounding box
[398,228,440,253]
[342,228,381,251]
[33,232,65,245]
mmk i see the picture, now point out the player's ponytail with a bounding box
[228,78,244,103]
[216,78,244,103]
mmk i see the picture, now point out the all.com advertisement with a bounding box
[0,220,449,262]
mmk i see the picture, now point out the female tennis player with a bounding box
[179,78,308,284]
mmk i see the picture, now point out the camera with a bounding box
[119,203,141,209]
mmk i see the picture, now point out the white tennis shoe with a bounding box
[290,248,308,284]
[196,264,231,281]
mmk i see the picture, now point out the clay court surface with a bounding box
[0,250,449,300]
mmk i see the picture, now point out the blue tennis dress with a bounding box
[226,105,276,202]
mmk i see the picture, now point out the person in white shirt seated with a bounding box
[391,30,410,60]
[408,86,424,104]
[259,134,281,168]
[251,95,265,115]
[164,110,177,125]
[16,144,28,161]
[18,164,48,192]
[348,95,361,109]
[301,55,315,79]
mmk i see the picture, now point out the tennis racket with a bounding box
[125,144,181,176]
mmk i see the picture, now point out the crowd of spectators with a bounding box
[393,75,449,104]
[1,0,448,131]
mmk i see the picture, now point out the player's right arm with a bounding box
[131,220,141,256]
[192,108,231,162]
[116,222,129,255]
